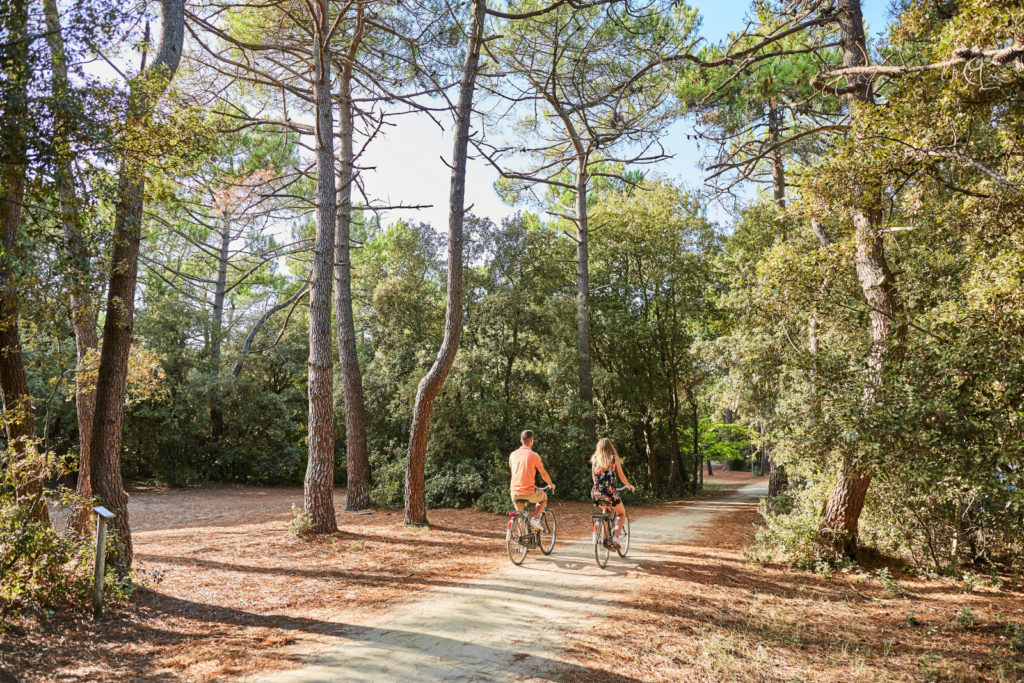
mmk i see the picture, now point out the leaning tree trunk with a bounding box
[47,0,99,532]
[303,4,339,534]
[574,155,595,441]
[44,0,99,534]
[404,0,485,525]
[0,0,49,525]
[334,15,371,512]
[89,0,184,568]
[818,0,906,555]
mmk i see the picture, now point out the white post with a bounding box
[92,506,115,618]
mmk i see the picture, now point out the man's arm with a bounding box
[536,456,555,489]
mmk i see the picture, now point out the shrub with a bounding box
[369,444,406,508]
[425,462,484,509]
[1,450,95,622]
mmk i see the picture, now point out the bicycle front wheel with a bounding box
[594,519,610,568]
[507,516,528,565]
[540,509,556,555]
[616,512,630,557]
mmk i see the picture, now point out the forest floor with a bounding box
[1,468,1022,682]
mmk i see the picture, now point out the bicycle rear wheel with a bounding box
[616,512,630,557]
[594,518,610,568]
[507,516,528,565]
[540,510,556,555]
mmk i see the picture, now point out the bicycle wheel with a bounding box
[506,516,528,565]
[594,518,610,568]
[616,512,630,557]
[539,509,556,555]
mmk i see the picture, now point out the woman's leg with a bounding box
[613,502,626,536]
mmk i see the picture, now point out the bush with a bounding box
[753,479,837,569]
[1,451,95,622]
[425,462,484,508]
[369,443,406,508]
[474,486,512,514]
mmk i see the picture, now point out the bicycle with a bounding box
[592,486,630,568]
[505,485,556,565]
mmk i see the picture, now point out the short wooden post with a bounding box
[92,506,115,618]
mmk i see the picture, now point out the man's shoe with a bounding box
[530,518,544,530]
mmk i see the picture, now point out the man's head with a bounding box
[520,429,534,447]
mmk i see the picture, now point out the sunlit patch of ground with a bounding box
[563,493,1024,683]
[2,474,751,681]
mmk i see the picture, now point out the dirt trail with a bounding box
[256,481,768,682]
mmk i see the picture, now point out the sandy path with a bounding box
[255,480,768,683]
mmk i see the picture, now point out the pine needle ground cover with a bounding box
[565,494,1024,683]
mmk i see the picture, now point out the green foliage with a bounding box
[955,607,977,629]
[426,462,484,509]
[0,453,94,622]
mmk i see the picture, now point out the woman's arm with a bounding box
[615,458,635,492]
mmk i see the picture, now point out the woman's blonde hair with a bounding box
[590,438,618,471]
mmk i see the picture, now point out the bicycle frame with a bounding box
[506,505,542,548]
[506,485,554,558]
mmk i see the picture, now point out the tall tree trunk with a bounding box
[642,417,658,496]
[43,0,99,533]
[304,3,339,534]
[691,399,700,491]
[89,0,184,568]
[721,408,737,471]
[764,97,788,491]
[334,14,370,511]
[574,155,595,440]
[818,0,907,555]
[666,386,687,496]
[404,0,485,525]
[768,98,786,211]
[0,0,49,525]
[209,210,231,440]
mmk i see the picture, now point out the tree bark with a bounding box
[89,0,184,568]
[691,398,700,493]
[404,0,485,525]
[721,408,737,471]
[574,155,595,440]
[209,210,231,440]
[334,13,370,512]
[43,0,99,533]
[0,0,50,525]
[768,98,786,211]
[818,0,907,555]
[304,1,339,534]
[642,417,658,496]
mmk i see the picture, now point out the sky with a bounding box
[362,1,896,231]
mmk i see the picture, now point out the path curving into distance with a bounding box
[254,480,768,683]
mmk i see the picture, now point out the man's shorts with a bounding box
[511,488,547,511]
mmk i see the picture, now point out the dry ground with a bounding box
[564,490,1024,683]
[0,471,752,681]
[5,467,1018,682]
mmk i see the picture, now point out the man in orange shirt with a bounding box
[509,430,555,529]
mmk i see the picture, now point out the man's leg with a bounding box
[533,491,548,521]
